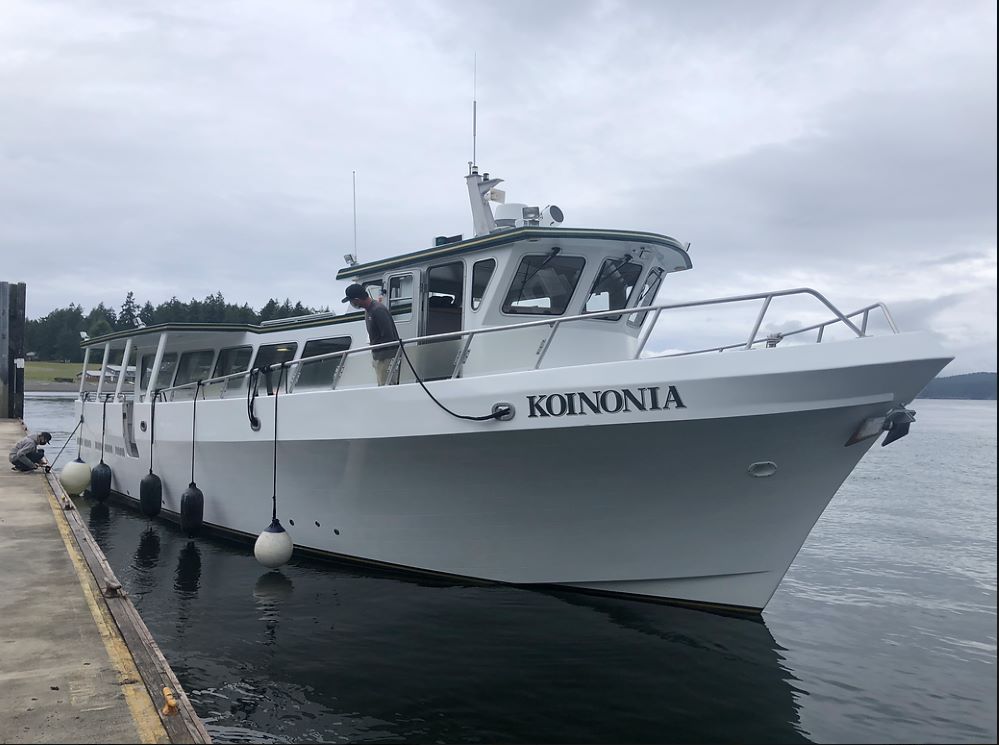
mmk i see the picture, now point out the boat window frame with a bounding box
[295,336,353,391]
[500,252,587,317]
[470,258,497,312]
[387,272,416,323]
[628,267,666,328]
[583,256,645,321]
[251,342,299,381]
[211,345,253,393]
[173,349,217,388]
[140,352,178,393]
[424,260,465,335]
[426,261,465,308]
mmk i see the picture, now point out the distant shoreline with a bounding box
[25,381,81,393]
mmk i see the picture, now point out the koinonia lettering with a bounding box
[526,386,685,418]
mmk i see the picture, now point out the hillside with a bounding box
[918,372,997,400]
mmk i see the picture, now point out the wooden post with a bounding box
[0,281,26,419]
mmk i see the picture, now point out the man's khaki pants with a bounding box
[373,357,398,386]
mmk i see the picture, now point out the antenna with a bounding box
[352,170,357,262]
[472,53,477,167]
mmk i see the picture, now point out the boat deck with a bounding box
[0,418,210,744]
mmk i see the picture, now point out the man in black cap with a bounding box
[343,283,400,385]
[9,431,52,471]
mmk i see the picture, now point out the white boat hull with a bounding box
[76,331,950,612]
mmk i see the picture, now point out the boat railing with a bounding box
[133,287,900,401]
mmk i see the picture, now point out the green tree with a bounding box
[118,291,140,330]
[86,303,117,337]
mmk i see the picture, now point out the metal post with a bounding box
[745,295,773,350]
[78,347,91,396]
[635,308,663,358]
[451,334,474,379]
[114,339,133,399]
[534,322,561,369]
[145,333,168,402]
[95,342,111,398]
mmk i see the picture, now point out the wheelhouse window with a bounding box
[470,259,496,310]
[253,342,299,394]
[212,345,252,391]
[254,342,298,371]
[502,253,586,315]
[174,350,215,387]
[140,352,178,393]
[296,337,351,390]
[584,258,644,320]
[388,275,414,321]
[426,261,464,335]
[628,267,665,327]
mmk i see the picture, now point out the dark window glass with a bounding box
[252,343,299,394]
[140,352,177,392]
[628,268,665,327]
[389,275,414,321]
[584,258,644,320]
[426,262,464,335]
[212,346,253,391]
[502,254,586,315]
[139,355,153,392]
[471,259,496,310]
[297,337,352,390]
[427,262,464,308]
[175,350,215,386]
[254,343,298,372]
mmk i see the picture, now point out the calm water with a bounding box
[23,395,998,743]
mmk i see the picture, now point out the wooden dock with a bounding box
[0,418,211,744]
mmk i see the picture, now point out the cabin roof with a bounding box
[335,226,690,280]
[80,312,365,349]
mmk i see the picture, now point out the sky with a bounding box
[1,0,996,373]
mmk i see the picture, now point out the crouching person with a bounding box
[9,431,52,471]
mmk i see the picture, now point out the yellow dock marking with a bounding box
[43,483,169,744]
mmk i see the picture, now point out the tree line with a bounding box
[27,292,327,362]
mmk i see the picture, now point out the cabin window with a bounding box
[364,282,384,302]
[388,275,414,322]
[140,352,178,393]
[174,351,215,387]
[502,254,586,315]
[470,259,496,311]
[426,261,464,335]
[628,268,665,327]
[584,258,644,320]
[254,342,298,371]
[296,337,352,390]
[253,343,299,394]
[212,345,253,392]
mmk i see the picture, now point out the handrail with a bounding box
[144,287,895,397]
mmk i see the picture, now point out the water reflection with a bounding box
[174,541,202,596]
[134,528,161,571]
[86,500,110,544]
[253,571,294,647]
[544,590,808,743]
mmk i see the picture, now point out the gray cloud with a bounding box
[1,0,994,372]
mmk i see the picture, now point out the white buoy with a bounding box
[59,458,92,496]
[254,518,294,568]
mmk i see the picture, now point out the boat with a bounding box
[68,162,952,614]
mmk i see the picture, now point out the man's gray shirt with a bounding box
[9,435,39,462]
[366,302,399,360]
